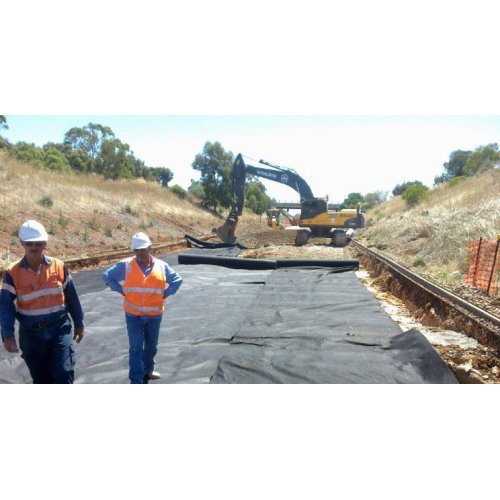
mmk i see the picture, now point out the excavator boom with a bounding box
[214,153,313,243]
[214,153,365,246]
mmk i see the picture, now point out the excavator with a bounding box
[266,207,295,230]
[214,154,365,247]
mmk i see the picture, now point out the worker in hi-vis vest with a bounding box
[0,220,85,383]
[103,232,183,384]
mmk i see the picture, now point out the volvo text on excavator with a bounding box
[214,154,365,247]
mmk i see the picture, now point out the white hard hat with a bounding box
[18,220,49,242]
[130,232,152,250]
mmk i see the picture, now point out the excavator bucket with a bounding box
[213,212,238,244]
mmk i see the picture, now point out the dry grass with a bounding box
[3,148,499,288]
[0,151,220,268]
[360,169,500,283]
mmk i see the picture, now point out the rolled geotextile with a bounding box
[178,253,359,271]
[276,259,359,270]
[178,253,277,269]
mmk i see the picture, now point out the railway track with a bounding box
[0,234,217,279]
[350,239,500,351]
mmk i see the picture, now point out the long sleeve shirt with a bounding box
[102,256,183,298]
[0,255,85,339]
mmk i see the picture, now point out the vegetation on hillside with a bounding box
[1,115,499,285]
[359,169,500,284]
[0,150,220,268]
[1,121,175,184]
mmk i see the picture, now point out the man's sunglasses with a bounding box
[23,241,45,247]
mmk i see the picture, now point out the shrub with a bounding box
[447,176,466,188]
[170,184,187,199]
[39,195,54,208]
[413,257,426,268]
[402,185,429,207]
[87,217,100,230]
[58,213,69,228]
[42,148,71,171]
[124,204,139,217]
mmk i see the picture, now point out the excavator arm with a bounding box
[214,154,315,243]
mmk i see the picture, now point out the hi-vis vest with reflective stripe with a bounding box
[7,257,66,317]
[122,257,168,316]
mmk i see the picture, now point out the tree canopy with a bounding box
[244,180,273,215]
[191,141,234,212]
[9,122,174,186]
[402,184,429,207]
[362,190,388,210]
[392,181,425,196]
[463,143,500,176]
[342,192,364,208]
[64,123,115,159]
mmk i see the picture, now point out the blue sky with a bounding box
[4,2,500,204]
[3,115,500,203]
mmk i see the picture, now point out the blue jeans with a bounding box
[18,315,75,384]
[125,313,162,384]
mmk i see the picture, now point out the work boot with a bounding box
[146,370,161,381]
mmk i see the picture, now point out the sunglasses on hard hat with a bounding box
[23,241,45,247]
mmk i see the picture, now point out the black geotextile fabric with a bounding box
[178,252,360,271]
[185,234,247,250]
[0,251,457,384]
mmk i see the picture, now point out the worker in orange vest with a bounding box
[103,232,183,383]
[0,220,85,383]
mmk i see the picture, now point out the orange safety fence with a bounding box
[465,237,500,295]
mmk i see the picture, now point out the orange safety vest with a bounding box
[7,257,66,317]
[122,257,168,316]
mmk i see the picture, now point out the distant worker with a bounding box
[0,220,85,384]
[102,232,183,384]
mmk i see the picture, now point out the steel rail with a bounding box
[350,240,500,330]
[0,234,217,278]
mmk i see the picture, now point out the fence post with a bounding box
[487,237,500,295]
[473,237,483,286]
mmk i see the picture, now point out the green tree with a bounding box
[191,141,234,212]
[95,138,135,179]
[0,115,10,149]
[44,142,95,173]
[13,141,44,167]
[402,184,429,207]
[342,192,364,208]
[66,148,95,173]
[170,184,187,198]
[392,180,424,196]
[0,115,8,131]
[150,166,174,186]
[436,149,472,184]
[244,180,272,215]
[463,143,500,176]
[188,179,205,199]
[363,191,388,210]
[64,123,115,159]
[42,146,71,171]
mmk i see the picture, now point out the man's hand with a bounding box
[3,337,19,353]
[73,327,85,343]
